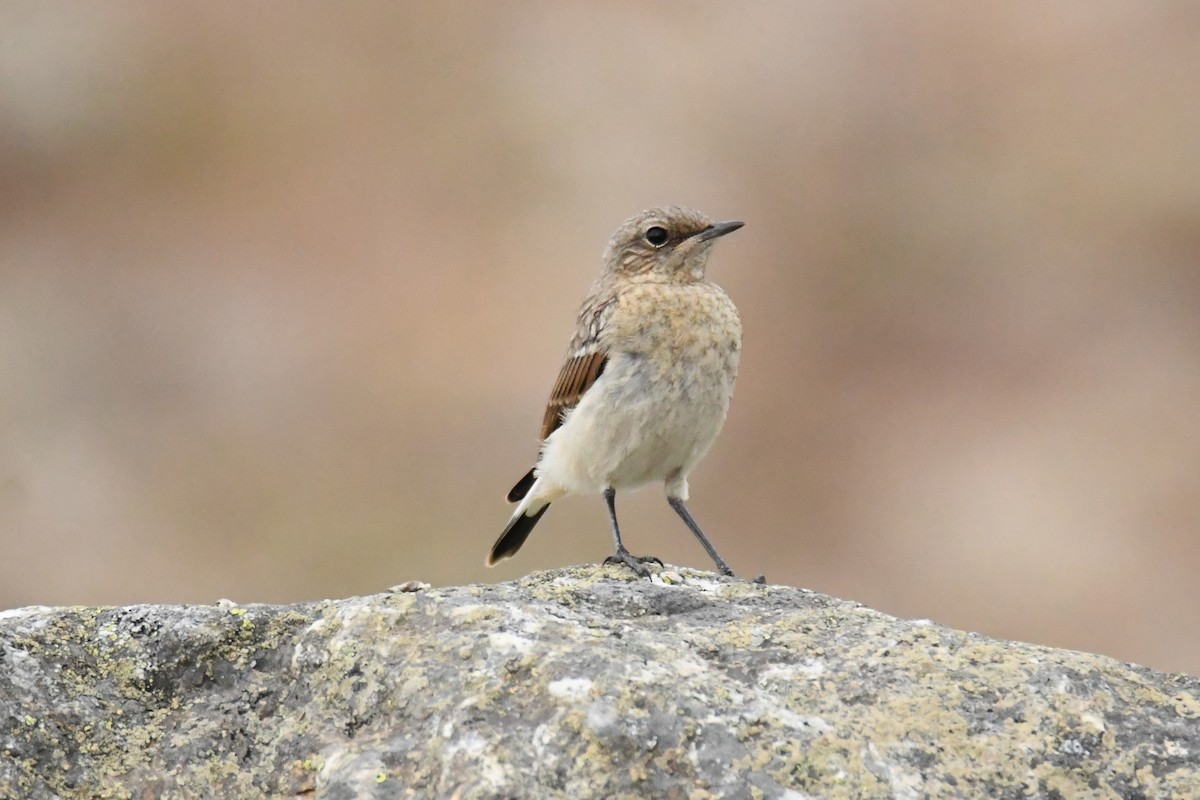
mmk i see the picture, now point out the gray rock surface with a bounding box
[1,565,1197,799]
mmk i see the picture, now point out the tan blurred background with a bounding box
[2,3,1198,674]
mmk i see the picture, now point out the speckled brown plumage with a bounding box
[490,206,745,576]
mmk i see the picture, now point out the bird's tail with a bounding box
[506,468,536,503]
[487,502,550,565]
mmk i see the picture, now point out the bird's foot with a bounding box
[603,548,663,577]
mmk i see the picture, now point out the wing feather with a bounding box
[505,285,619,504]
[506,348,607,503]
[539,348,608,441]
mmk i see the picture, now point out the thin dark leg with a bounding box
[601,487,662,576]
[667,497,735,577]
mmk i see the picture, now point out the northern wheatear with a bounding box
[488,206,743,577]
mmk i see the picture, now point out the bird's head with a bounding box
[602,206,743,282]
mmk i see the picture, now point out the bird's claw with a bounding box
[603,549,663,577]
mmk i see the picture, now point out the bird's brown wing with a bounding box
[505,347,608,503]
[539,348,609,440]
[506,285,619,504]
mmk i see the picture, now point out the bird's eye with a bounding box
[644,226,669,247]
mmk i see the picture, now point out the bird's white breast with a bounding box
[535,281,740,496]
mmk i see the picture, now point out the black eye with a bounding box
[644,226,669,247]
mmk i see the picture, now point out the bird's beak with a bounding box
[696,220,745,242]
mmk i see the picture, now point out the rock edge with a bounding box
[1,565,1197,799]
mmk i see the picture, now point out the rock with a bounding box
[1,565,1197,799]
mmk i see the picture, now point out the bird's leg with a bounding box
[667,497,735,577]
[601,487,662,576]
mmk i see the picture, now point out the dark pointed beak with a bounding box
[696,219,745,242]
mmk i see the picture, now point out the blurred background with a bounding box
[2,2,1198,675]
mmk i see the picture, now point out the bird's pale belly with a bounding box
[537,350,734,494]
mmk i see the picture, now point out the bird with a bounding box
[487,205,744,577]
